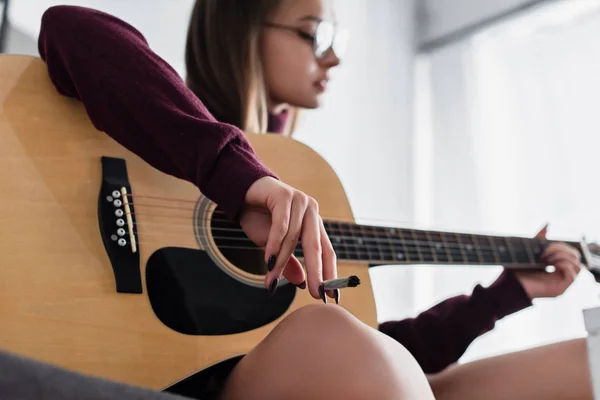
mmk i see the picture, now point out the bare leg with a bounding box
[428,338,593,400]
[219,304,435,400]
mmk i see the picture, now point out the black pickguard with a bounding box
[146,247,296,336]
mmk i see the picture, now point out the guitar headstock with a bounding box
[580,240,600,282]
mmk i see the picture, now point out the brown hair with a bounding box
[185,0,295,134]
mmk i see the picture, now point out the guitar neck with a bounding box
[294,221,584,267]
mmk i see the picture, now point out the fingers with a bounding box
[263,187,292,268]
[265,191,309,291]
[552,260,578,283]
[254,179,337,301]
[320,217,337,302]
[281,256,306,288]
[541,242,581,265]
[300,198,324,300]
[542,242,582,283]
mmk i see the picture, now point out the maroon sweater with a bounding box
[37,5,533,374]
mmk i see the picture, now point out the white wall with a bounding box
[5,24,37,55]
[293,0,418,321]
[417,0,600,362]
[6,0,419,322]
[8,0,195,75]
[417,0,549,46]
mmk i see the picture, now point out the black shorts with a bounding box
[163,355,244,400]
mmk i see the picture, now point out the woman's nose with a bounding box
[319,48,341,68]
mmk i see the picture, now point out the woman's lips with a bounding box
[314,79,328,93]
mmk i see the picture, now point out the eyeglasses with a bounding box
[263,20,349,59]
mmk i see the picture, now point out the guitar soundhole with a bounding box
[210,209,268,275]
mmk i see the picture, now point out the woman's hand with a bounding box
[514,225,582,299]
[240,177,337,301]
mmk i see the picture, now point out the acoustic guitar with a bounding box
[1,55,599,391]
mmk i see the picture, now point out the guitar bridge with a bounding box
[98,156,142,294]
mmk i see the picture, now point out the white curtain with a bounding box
[414,0,600,362]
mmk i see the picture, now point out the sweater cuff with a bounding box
[482,269,533,320]
[201,136,278,221]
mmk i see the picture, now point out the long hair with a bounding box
[185,0,292,134]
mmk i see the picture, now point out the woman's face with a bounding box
[261,0,342,110]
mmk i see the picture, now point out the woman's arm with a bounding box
[38,5,276,219]
[379,270,532,374]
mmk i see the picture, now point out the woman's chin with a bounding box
[299,95,322,109]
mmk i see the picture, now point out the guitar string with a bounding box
[127,228,540,265]
[129,236,539,265]
[122,206,550,245]
[127,221,544,254]
[117,196,565,247]
[125,194,412,223]
[108,195,555,263]
[121,211,549,261]
[120,194,583,249]
[103,196,577,265]
[124,194,534,234]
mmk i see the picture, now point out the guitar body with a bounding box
[0,56,377,388]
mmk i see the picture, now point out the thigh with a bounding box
[219,304,435,400]
[428,338,593,400]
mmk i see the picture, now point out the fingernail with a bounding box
[296,281,306,290]
[334,289,340,304]
[267,255,276,272]
[269,278,279,298]
[319,285,327,304]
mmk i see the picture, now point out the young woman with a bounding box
[35,1,591,399]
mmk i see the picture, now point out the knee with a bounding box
[224,304,434,400]
[277,303,359,334]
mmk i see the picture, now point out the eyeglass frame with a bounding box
[262,20,348,59]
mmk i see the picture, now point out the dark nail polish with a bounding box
[268,278,279,298]
[267,255,276,272]
[334,289,340,304]
[296,281,306,290]
[319,285,327,304]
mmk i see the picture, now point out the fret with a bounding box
[424,231,439,263]
[456,234,479,263]
[342,223,365,261]
[472,235,497,264]
[521,237,536,265]
[371,228,385,261]
[385,228,399,262]
[504,237,518,264]
[416,230,436,262]
[448,231,470,263]
[470,235,485,264]
[454,233,469,263]
[375,226,395,262]
[438,232,454,263]
[428,231,451,263]
[532,238,545,263]
[487,235,501,264]
[397,229,420,262]
[341,224,359,260]
[409,230,425,263]
[395,228,412,262]
[355,225,374,261]
[490,236,511,264]
[327,222,348,260]
[509,238,530,264]
[326,221,550,267]
[371,226,387,261]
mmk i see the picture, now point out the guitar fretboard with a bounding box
[292,221,583,266]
